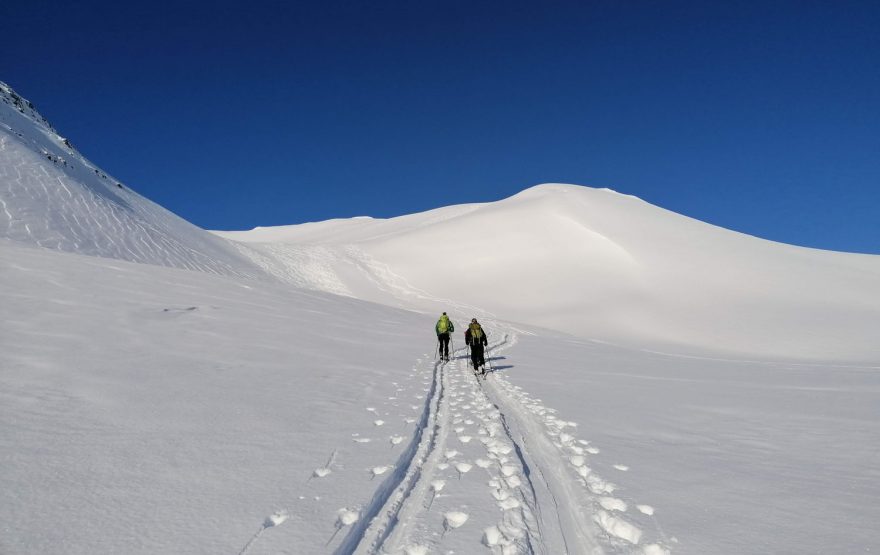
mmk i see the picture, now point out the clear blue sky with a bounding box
[5,0,879,253]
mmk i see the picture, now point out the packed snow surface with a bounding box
[2,81,879,554]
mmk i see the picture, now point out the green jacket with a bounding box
[435,315,454,336]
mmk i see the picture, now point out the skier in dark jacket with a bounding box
[465,318,489,374]
[435,312,454,361]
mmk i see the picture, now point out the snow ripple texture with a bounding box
[0,82,263,277]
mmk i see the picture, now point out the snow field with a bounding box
[0,241,453,554]
[3,80,879,554]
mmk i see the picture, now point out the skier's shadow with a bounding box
[485,356,513,373]
[488,365,514,372]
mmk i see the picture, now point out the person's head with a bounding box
[442,312,447,316]
[471,318,478,324]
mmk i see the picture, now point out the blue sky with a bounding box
[5,0,879,253]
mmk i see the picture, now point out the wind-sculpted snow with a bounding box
[0,82,262,277]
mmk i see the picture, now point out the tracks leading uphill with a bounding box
[333,351,452,555]
[332,328,671,555]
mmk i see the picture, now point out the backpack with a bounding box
[469,323,483,340]
[437,316,450,334]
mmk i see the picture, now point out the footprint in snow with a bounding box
[599,497,628,512]
[586,475,615,495]
[594,510,642,545]
[613,464,629,471]
[337,509,359,525]
[500,464,518,477]
[505,474,522,488]
[498,496,521,510]
[374,420,385,426]
[482,526,506,548]
[238,510,291,554]
[443,511,469,533]
[637,504,655,516]
[264,511,289,527]
[454,462,473,479]
[389,435,403,446]
[371,466,391,479]
[313,468,331,478]
[327,508,360,545]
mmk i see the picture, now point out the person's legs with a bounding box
[472,343,483,371]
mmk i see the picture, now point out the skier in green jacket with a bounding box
[435,312,455,361]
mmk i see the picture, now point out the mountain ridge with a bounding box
[0,81,263,277]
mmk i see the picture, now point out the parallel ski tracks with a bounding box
[337,328,640,555]
[334,350,454,555]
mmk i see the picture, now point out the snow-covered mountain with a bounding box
[2,81,879,555]
[0,82,261,277]
[216,184,880,362]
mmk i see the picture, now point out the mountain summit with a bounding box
[217,183,880,361]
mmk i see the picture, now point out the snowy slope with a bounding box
[4,238,878,555]
[0,239,676,555]
[216,184,880,362]
[0,81,261,277]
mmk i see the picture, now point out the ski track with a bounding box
[320,325,671,555]
[332,350,450,555]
